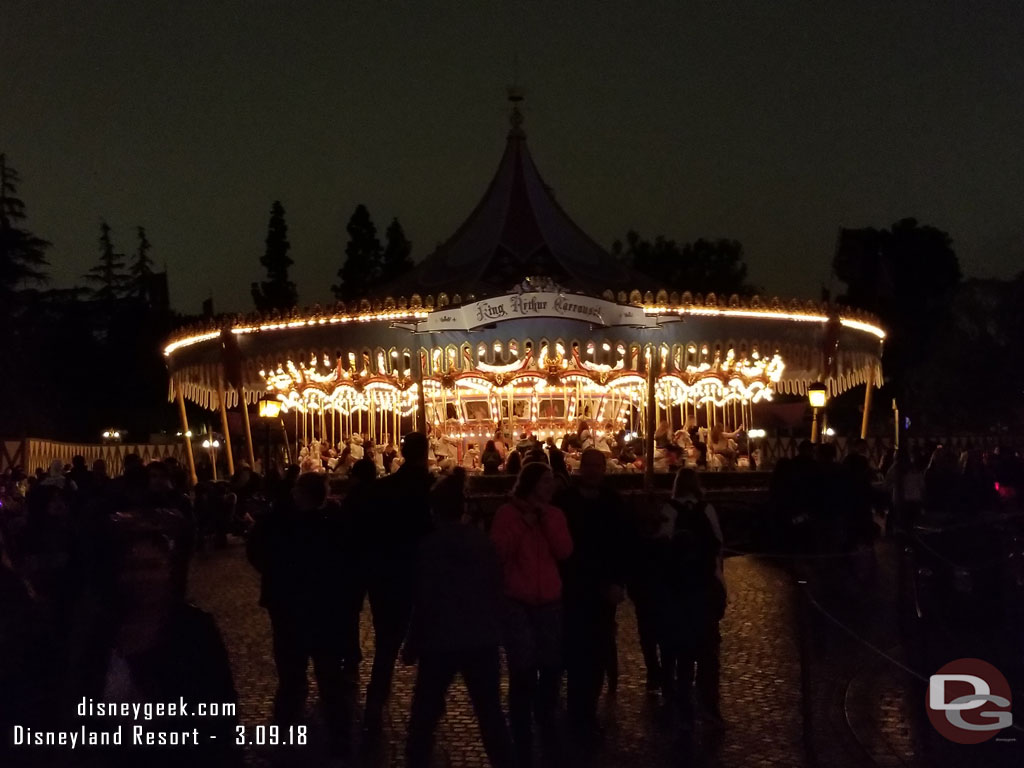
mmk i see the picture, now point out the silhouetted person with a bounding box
[841,438,876,549]
[813,442,845,553]
[362,432,434,732]
[491,463,573,765]
[67,454,95,500]
[685,420,707,469]
[75,510,241,767]
[404,469,514,768]
[505,450,523,476]
[339,457,378,679]
[885,448,925,532]
[481,440,503,475]
[924,445,960,520]
[660,469,725,724]
[246,472,354,756]
[960,448,997,514]
[555,449,627,738]
[627,496,673,693]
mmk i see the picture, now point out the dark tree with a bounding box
[381,217,413,283]
[130,225,153,278]
[251,200,297,312]
[85,220,129,303]
[833,218,961,425]
[334,204,382,301]
[614,230,753,295]
[0,153,50,314]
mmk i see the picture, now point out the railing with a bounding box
[1,438,184,476]
[754,434,1019,469]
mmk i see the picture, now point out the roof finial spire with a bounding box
[507,75,525,136]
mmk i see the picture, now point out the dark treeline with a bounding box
[830,218,1024,435]
[1,154,180,441]
[0,152,420,441]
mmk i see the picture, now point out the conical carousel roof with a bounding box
[385,100,651,299]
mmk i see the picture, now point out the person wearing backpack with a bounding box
[659,468,726,725]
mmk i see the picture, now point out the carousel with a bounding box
[163,92,885,483]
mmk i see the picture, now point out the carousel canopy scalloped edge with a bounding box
[163,290,885,413]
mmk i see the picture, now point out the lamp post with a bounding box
[201,438,221,481]
[808,381,827,444]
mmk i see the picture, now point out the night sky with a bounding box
[3,1,1023,313]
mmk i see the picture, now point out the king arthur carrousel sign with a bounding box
[416,291,653,332]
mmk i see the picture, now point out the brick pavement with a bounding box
[187,541,805,767]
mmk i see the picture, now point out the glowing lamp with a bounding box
[807,382,828,409]
[259,400,282,418]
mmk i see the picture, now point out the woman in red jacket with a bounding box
[490,462,573,765]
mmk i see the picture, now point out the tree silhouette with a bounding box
[613,231,753,295]
[833,217,961,421]
[129,225,153,299]
[333,204,382,301]
[381,217,413,284]
[85,220,129,303]
[251,200,297,312]
[0,153,50,314]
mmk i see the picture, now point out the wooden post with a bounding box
[238,388,256,468]
[644,345,656,492]
[218,379,235,476]
[175,382,198,487]
[860,363,874,440]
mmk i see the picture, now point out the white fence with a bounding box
[1,439,184,476]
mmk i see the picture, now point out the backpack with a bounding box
[667,498,726,621]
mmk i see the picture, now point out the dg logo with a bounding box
[927,658,1013,744]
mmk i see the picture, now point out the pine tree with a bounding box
[85,219,128,303]
[251,200,297,312]
[0,153,50,312]
[333,204,382,301]
[381,217,413,283]
[129,225,153,300]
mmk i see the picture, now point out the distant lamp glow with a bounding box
[202,439,211,449]
[824,427,835,437]
[259,400,281,418]
[748,428,766,439]
[808,381,827,444]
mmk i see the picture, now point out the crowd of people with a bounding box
[769,438,1024,555]
[242,434,727,766]
[0,436,726,767]
[3,432,1019,767]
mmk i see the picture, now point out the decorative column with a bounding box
[175,380,198,487]
[415,348,428,435]
[860,362,874,440]
[239,388,256,469]
[644,345,656,492]
[218,376,235,476]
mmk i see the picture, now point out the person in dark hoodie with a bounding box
[403,468,514,768]
[554,448,628,739]
[246,472,353,756]
[361,431,435,733]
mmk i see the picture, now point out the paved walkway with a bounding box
[188,541,805,767]
[793,516,1024,768]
